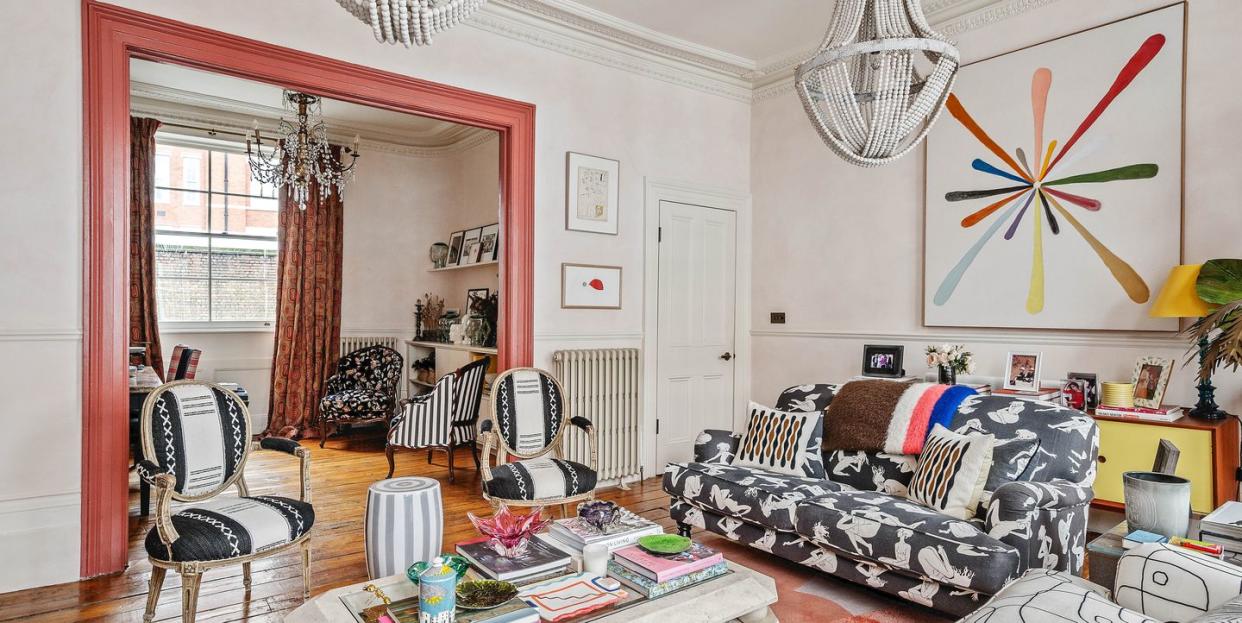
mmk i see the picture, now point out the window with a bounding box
[154,138,280,327]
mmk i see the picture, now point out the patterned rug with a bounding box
[698,534,955,623]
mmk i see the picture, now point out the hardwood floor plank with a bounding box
[0,434,672,622]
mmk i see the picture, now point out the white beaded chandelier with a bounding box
[795,0,960,167]
[335,0,488,47]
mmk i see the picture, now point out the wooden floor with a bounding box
[0,434,674,622]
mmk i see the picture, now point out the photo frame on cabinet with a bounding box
[460,227,483,266]
[861,345,905,378]
[1068,371,1099,409]
[1003,351,1043,391]
[446,230,465,266]
[561,263,621,309]
[1131,356,1174,409]
[479,223,500,262]
[566,152,619,235]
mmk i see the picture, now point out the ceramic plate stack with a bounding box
[1101,382,1136,408]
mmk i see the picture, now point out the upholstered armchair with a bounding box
[137,380,313,623]
[386,356,490,482]
[478,367,598,510]
[318,345,403,447]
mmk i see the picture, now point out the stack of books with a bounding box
[607,542,727,598]
[1200,502,1242,554]
[1094,404,1184,422]
[540,509,664,555]
[993,387,1063,402]
[455,537,572,584]
[962,382,992,395]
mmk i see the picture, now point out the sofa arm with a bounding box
[985,480,1093,574]
[259,436,302,455]
[1118,543,1242,622]
[693,429,739,464]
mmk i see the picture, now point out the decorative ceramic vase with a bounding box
[418,557,458,623]
[429,243,449,269]
[937,366,956,385]
[1123,471,1191,538]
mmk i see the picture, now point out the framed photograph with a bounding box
[446,230,465,266]
[561,263,621,309]
[467,288,490,314]
[479,223,500,262]
[1067,372,1099,409]
[1131,356,1174,408]
[1004,351,1043,391]
[566,152,619,235]
[460,227,483,266]
[861,345,905,378]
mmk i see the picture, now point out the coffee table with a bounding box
[284,560,778,623]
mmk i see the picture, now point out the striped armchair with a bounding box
[386,356,490,482]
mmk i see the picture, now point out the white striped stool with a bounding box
[364,477,443,579]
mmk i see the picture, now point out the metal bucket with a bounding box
[1123,471,1191,538]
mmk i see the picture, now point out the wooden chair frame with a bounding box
[478,367,598,510]
[139,380,313,623]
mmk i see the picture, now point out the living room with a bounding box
[2,1,1241,622]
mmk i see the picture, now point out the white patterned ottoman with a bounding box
[364,477,443,579]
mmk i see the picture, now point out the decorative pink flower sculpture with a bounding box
[467,503,551,558]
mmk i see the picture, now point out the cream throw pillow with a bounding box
[905,424,995,520]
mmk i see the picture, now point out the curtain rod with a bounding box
[157,121,251,140]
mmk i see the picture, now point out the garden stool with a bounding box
[364,476,443,579]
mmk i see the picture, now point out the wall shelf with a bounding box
[428,259,498,273]
[406,340,498,356]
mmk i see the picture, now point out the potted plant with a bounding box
[1186,259,1242,417]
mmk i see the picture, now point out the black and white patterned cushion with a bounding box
[959,568,1150,623]
[144,495,314,562]
[483,458,596,500]
[492,370,563,455]
[734,402,825,478]
[905,424,995,520]
[664,461,846,532]
[319,388,397,421]
[149,384,249,496]
[775,384,838,412]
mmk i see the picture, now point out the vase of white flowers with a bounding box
[926,344,975,386]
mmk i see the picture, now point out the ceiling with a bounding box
[570,0,835,63]
[130,60,490,148]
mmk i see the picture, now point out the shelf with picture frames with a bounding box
[426,259,498,273]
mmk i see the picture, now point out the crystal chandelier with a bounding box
[795,0,960,167]
[246,91,360,210]
[334,0,487,47]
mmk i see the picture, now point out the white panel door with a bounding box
[656,200,737,467]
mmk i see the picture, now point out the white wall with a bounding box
[750,0,1242,416]
[0,0,750,593]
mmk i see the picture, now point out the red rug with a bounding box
[698,534,953,623]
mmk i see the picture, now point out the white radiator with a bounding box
[554,348,641,487]
[339,335,401,355]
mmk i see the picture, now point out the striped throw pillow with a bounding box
[905,424,995,520]
[734,402,824,477]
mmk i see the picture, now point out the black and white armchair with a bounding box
[137,380,313,623]
[478,368,598,510]
[386,356,490,482]
[318,345,403,447]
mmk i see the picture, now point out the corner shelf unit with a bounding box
[403,340,498,409]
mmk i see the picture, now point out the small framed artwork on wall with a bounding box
[861,345,905,378]
[1131,356,1173,408]
[1004,351,1043,392]
[479,223,500,262]
[562,263,621,309]
[446,230,465,266]
[566,152,619,235]
[460,227,483,265]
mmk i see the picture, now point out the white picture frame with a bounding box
[1004,351,1043,392]
[566,152,619,235]
[561,263,621,309]
[1131,356,1174,409]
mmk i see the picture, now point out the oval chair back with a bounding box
[140,379,253,502]
[487,367,568,460]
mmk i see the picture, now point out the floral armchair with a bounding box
[318,345,403,447]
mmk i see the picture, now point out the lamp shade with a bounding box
[1150,264,1213,318]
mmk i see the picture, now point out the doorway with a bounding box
[82,1,534,578]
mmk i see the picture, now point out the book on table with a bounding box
[1094,404,1184,422]
[607,560,728,599]
[546,510,664,553]
[1122,530,1168,549]
[455,537,572,582]
[1202,501,1242,538]
[611,542,723,583]
[993,388,1062,401]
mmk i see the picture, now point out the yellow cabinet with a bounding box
[1093,414,1239,515]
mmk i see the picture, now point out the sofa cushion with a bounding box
[663,461,847,532]
[950,394,1097,485]
[145,495,314,562]
[775,384,838,412]
[793,489,1020,594]
[905,424,994,520]
[824,449,918,495]
[959,568,1154,623]
[734,402,825,478]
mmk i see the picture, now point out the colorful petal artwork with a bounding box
[934,33,1166,313]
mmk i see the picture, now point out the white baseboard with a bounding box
[0,492,80,593]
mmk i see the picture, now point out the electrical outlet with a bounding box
[770,312,786,324]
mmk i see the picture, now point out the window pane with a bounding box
[154,190,209,232]
[154,154,171,203]
[209,237,278,322]
[215,194,279,236]
[155,233,210,322]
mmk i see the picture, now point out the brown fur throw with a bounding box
[824,379,915,452]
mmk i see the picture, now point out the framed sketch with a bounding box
[460,227,483,266]
[1068,371,1099,409]
[1131,356,1173,408]
[479,223,500,262]
[446,230,465,266]
[923,5,1184,331]
[566,152,619,235]
[862,345,905,378]
[561,263,621,309]
[467,288,490,315]
[1004,351,1043,391]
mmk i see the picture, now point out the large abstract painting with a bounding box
[924,5,1183,331]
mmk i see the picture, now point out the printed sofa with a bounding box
[663,384,1100,617]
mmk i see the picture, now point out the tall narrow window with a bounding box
[182,155,202,206]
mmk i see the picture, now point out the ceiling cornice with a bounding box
[468,0,1063,103]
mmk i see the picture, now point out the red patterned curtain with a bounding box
[266,152,344,437]
[129,117,165,379]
